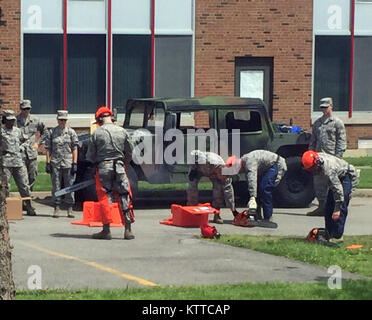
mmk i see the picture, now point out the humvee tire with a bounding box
[273,156,314,208]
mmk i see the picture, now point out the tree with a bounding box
[0,127,16,300]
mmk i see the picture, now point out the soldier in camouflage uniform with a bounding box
[302,151,358,243]
[227,150,287,222]
[0,110,36,216]
[308,97,346,216]
[86,106,134,240]
[187,150,237,224]
[16,100,45,191]
[44,110,78,218]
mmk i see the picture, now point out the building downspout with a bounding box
[63,0,68,110]
[349,0,355,118]
[107,0,112,109]
[150,0,155,97]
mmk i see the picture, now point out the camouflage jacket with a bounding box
[309,115,346,158]
[0,126,25,167]
[86,123,133,164]
[16,114,45,160]
[189,150,226,178]
[240,150,287,198]
[44,126,79,168]
[315,153,359,210]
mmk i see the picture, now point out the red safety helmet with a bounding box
[225,155,241,175]
[95,106,113,122]
[302,150,322,170]
[200,224,220,239]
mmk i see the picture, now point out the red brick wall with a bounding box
[0,0,20,113]
[346,125,372,149]
[194,0,313,130]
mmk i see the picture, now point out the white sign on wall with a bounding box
[240,70,264,99]
[313,0,350,35]
[327,5,342,30]
[22,0,63,33]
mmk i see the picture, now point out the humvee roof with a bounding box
[127,96,265,111]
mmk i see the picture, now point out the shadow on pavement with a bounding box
[50,233,94,240]
[33,190,247,210]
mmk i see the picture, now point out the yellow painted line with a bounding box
[17,241,158,287]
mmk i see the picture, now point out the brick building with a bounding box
[0,0,371,149]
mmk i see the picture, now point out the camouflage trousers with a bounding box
[51,166,75,206]
[23,157,38,191]
[3,166,31,197]
[96,160,131,224]
[187,175,235,211]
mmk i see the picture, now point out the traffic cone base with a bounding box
[71,201,124,227]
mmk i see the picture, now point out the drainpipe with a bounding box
[349,0,355,118]
[150,0,155,97]
[63,0,68,110]
[107,0,112,109]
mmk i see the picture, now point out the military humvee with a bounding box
[77,96,314,208]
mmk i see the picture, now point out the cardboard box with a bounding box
[6,197,23,220]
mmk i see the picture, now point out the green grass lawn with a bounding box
[344,156,372,167]
[9,157,372,192]
[214,235,372,277]
[15,279,372,300]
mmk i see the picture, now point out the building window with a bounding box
[314,35,350,112]
[354,37,372,111]
[67,34,106,113]
[155,36,192,97]
[112,35,151,109]
[23,34,63,114]
[21,1,195,118]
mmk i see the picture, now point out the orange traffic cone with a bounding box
[71,201,124,227]
[160,203,218,227]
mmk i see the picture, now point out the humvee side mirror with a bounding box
[165,112,177,130]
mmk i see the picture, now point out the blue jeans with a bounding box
[324,175,352,239]
[258,164,278,219]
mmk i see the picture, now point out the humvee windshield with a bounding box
[225,110,262,133]
[126,101,165,129]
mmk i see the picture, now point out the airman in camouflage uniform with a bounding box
[1,109,36,216]
[86,106,134,240]
[187,150,236,224]
[308,97,347,216]
[16,100,45,191]
[44,110,78,218]
[302,151,358,242]
[239,150,287,221]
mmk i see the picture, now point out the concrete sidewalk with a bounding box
[9,196,371,290]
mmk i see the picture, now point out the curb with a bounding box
[353,189,372,197]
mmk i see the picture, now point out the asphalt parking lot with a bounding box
[9,194,371,291]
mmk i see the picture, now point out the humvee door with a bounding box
[165,109,217,177]
[124,101,172,183]
[217,107,270,157]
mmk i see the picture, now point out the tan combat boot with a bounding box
[92,223,112,240]
[124,220,135,240]
[212,213,224,224]
[25,200,36,216]
[53,205,60,218]
[67,206,74,218]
